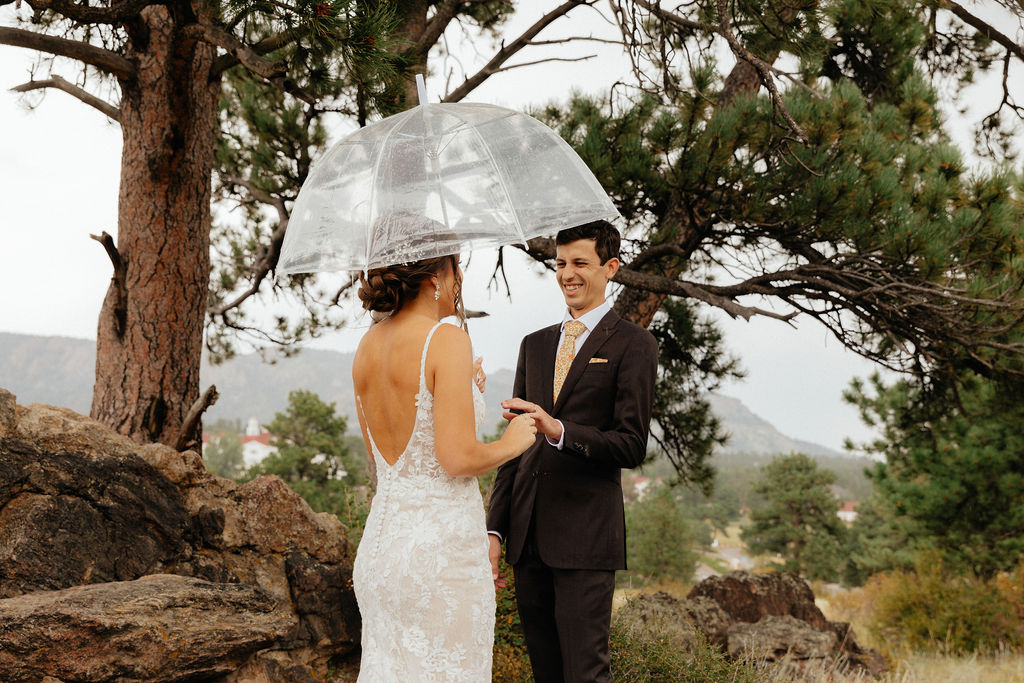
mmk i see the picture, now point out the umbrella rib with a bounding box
[365,108,415,269]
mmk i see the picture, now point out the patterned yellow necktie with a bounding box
[553,320,586,402]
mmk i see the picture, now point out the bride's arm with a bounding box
[431,325,536,477]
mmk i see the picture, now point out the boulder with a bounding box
[727,615,837,661]
[614,591,734,652]
[688,570,830,630]
[0,439,189,598]
[0,574,294,683]
[617,572,888,678]
[0,391,361,682]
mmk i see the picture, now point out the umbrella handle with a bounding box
[416,74,428,106]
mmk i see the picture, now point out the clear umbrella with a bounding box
[277,77,620,273]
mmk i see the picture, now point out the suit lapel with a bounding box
[551,309,619,416]
[535,325,560,413]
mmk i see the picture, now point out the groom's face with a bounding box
[555,239,620,317]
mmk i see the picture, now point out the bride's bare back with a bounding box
[353,316,441,466]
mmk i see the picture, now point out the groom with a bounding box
[487,220,658,682]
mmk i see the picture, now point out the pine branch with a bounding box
[409,0,460,61]
[632,0,706,32]
[211,26,306,76]
[0,26,135,80]
[614,267,799,322]
[941,0,1024,63]
[89,231,127,337]
[21,0,157,25]
[183,23,315,104]
[11,75,120,120]
[209,173,289,316]
[489,54,597,75]
[714,0,807,143]
[442,0,594,103]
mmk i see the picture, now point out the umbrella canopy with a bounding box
[277,92,619,273]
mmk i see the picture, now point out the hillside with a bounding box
[0,331,843,456]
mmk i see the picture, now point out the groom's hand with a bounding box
[488,534,507,589]
[502,398,562,442]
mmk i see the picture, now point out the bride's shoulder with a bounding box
[426,325,471,369]
[430,322,471,351]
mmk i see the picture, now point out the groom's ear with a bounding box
[603,257,620,279]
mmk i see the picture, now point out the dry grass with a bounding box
[819,580,1024,682]
[881,651,1024,682]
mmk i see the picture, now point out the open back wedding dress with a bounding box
[353,322,494,682]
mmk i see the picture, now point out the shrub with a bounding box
[868,552,1024,654]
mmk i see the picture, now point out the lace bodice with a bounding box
[353,322,493,682]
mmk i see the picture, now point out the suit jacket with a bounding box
[486,308,659,570]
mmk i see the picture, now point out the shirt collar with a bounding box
[561,300,611,334]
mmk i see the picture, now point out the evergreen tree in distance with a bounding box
[248,389,362,512]
[741,453,846,581]
[204,430,247,480]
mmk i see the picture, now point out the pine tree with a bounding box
[741,453,846,581]
[845,371,1024,577]
[840,493,929,586]
[249,389,362,511]
[626,485,701,582]
[204,430,246,479]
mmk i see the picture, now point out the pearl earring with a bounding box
[434,282,440,301]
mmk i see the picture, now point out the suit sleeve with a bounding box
[485,337,527,537]
[559,327,658,469]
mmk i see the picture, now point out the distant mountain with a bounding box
[0,331,841,455]
[707,393,842,458]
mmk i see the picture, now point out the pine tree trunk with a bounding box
[90,5,217,446]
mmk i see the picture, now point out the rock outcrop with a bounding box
[615,572,887,678]
[0,388,360,682]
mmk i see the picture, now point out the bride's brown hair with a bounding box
[358,254,465,326]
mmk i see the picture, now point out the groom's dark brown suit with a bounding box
[486,307,658,682]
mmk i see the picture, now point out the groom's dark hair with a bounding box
[556,220,620,264]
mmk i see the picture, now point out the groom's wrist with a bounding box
[544,420,565,450]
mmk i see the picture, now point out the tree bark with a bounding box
[90,4,218,447]
[397,0,429,106]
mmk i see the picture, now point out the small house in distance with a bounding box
[837,501,859,525]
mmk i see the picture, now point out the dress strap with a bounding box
[355,395,382,459]
[419,322,445,391]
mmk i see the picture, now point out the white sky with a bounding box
[1,2,1020,451]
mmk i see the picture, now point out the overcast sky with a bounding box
[1,2,1020,451]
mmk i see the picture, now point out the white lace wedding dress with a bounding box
[353,322,494,682]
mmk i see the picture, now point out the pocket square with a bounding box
[589,357,609,364]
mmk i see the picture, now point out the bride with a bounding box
[351,250,537,681]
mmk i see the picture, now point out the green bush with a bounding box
[868,552,1024,654]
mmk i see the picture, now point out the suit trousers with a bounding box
[513,527,616,683]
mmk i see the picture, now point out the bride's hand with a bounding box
[501,412,537,455]
[473,356,486,393]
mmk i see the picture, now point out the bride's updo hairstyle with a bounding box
[357,213,466,325]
